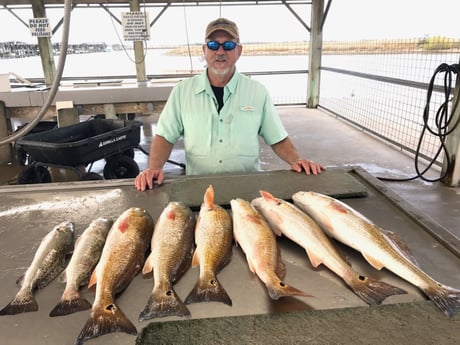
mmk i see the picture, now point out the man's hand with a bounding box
[290,159,326,175]
[134,168,165,191]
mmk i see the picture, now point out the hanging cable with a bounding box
[0,0,72,146]
[379,62,460,183]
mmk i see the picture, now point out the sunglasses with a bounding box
[206,41,238,51]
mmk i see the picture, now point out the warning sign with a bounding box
[122,11,150,41]
[29,18,51,38]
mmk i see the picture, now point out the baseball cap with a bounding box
[205,18,239,41]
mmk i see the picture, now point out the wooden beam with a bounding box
[306,0,323,108]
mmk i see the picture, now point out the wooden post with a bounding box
[441,74,460,186]
[0,101,13,163]
[103,103,117,119]
[56,101,78,127]
[130,0,147,83]
[307,0,324,108]
[32,0,56,85]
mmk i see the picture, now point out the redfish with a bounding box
[139,201,195,321]
[75,207,154,345]
[230,198,311,300]
[252,190,406,305]
[293,191,460,318]
[0,221,75,315]
[185,185,233,306]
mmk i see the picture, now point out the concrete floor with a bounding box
[0,107,459,344]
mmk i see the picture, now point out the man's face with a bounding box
[203,31,242,77]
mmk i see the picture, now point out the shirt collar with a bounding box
[195,68,240,95]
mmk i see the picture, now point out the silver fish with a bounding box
[293,191,460,318]
[0,221,75,315]
[49,217,113,317]
[252,190,406,305]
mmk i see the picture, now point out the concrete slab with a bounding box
[0,168,459,345]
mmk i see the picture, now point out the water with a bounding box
[1,49,458,104]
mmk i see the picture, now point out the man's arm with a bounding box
[271,137,325,175]
[134,135,174,191]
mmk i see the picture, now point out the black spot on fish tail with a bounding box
[424,284,460,319]
[184,275,232,306]
[267,281,312,300]
[75,303,136,345]
[350,276,407,305]
[0,294,38,315]
[138,288,191,321]
[49,296,92,317]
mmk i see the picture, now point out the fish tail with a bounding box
[184,273,232,306]
[266,280,313,300]
[75,303,137,345]
[49,295,92,317]
[138,288,191,321]
[0,291,38,315]
[349,276,407,305]
[424,284,460,319]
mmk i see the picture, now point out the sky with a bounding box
[0,0,459,45]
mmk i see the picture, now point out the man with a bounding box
[135,17,325,191]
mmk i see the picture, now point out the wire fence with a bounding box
[318,37,460,164]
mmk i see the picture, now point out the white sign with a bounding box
[29,18,51,38]
[122,11,150,41]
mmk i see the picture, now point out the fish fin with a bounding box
[75,303,137,345]
[381,228,420,267]
[138,287,191,321]
[349,275,407,305]
[49,295,92,317]
[191,249,200,267]
[15,274,25,287]
[204,184,214,210]
[305,250,323,269]
[275,248,286,280]
[423,284,460,319]
[362,252,386,270]
[0,292,38,315]
[88,269,97,289]
[142,254,154,275]
[330,200,350,214]
[259,190,280,204]
[184,272,232,306]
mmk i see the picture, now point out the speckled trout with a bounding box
[252,191,407,305]
[139,201,195,321]
[0,221,75,315]
[185,185,233,306]
[230,198,311,300]
[293,191,460,318]
[75,208,154,345]
[50,217,113,317]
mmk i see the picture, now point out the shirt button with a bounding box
[219,119,223,122]
[219,139,223,143]
[219,160,223,163]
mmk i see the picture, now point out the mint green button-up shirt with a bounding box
[156,69,288,175]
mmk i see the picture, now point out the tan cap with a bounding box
[205,18,239,41]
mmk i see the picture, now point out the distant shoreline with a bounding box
[166,38,460,56]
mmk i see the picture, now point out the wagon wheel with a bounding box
[104,148,135,162]
[80,172,104,181]
[17,165,52,184]
[103,155,139,179]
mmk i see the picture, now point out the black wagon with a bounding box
[15,119,142,184]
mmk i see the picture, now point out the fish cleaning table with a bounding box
[0,167,459,345]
